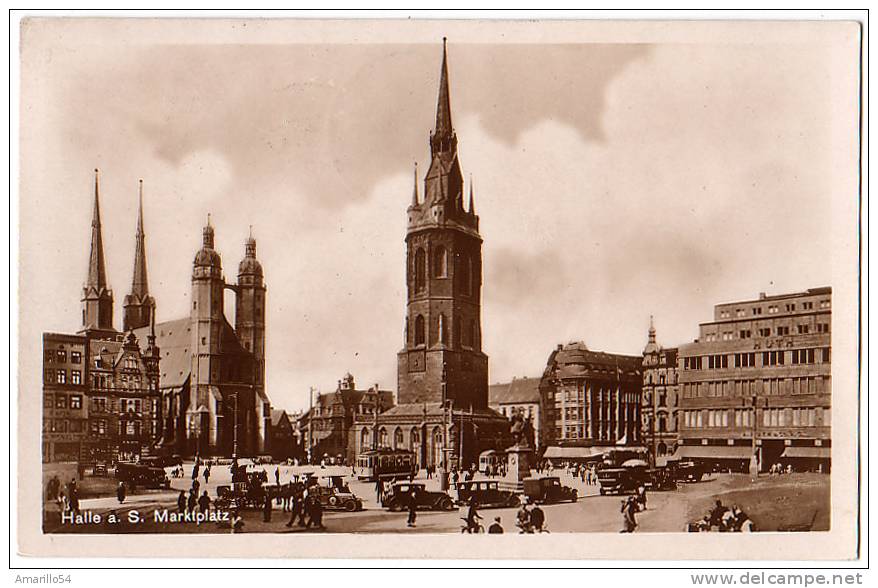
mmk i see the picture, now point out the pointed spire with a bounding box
[202,212,215,248]
[434,37,453,140]
[130,179,149,297]
[468,175,475,214]
[648,315,656,343]
[87,168,109,290]
[411,162,419,206]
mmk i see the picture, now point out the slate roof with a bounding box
[133,317,191,388]
[546,341,642,380]
[488,377,541,405]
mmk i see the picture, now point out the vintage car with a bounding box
[382,482,455,512]
[674,461,705,483]
[313,484,363,512]
[140,455,184,469]
[92,462,108,477]
[597,467,645,495]
[523,476,578,504]
[453,479,520,508]
[645,466,678,491]
[115,463,171,490]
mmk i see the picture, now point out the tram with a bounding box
[355,448,417,481]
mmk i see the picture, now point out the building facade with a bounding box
[539,342,643,462]
[488,377,542,450]
[677,287,832,472]
[354,41,509,471]
[269,409,304,462]
[641,317,680,462]
[42,173,161,464]
[300,374,394,464]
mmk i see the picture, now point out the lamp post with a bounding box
[747,394,761,478]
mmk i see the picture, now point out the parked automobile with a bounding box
[140,455,183,469]
[453,479,520,508]
[313,485,363,512]
[382,482,455,512]
[597,467,645,495]
[674,461,705,483]
[523,476,578,504]
[645,466,678,491]
[115,463,171,490]
[92,462,108,477]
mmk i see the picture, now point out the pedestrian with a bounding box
[187,489,197,514]
[46,475,60,503]
[177,490,187,513]
[620,496,637,533]
[116,481,127,504]
[68,488,79,515]
[275,466,280,486]
[192,479,200,496]
[203,466,210,485]
[530,503,546,532]
[464,497,483,533]
[198,491,211,514]
[263,493,273,522]
[708,499,728,529]
[488,516,504,534]
[375,478,383,503]
[406,489,418,528]
[636,485,648,511]
[516,501,531,534]
[192,463,199,481]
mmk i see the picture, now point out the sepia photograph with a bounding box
[12,13,865,564]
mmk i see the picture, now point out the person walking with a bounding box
[620,496,638,533]
[230,510,243,534]
[406,489,418,528]
[187,489,197,514]
[530,503,546,533]
[177,490,187,513]
[375,478,383,504]
[192,463,199,482]
[263,493,273,523]
[198,491,211,514]
[275,466,280,486]
[488,516,504,534]
[203,465,211,485]
[516,502,532,534]
[116,481,127,504]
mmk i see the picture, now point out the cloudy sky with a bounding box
[19,19,859,412]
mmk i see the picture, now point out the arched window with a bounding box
[414,315,426,346]
[414,248,426,292]
[410,427,420,448]
[394,427,404,449]
[438,313,447,345]
[360,428,370,451]
[658,414,667,433]
[657,442,667,456]
[433,246,447,278]
[378,427,388,448]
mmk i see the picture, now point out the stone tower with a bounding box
[397,39,488,410]
[81,169,116,336]
[123,180,155,331]
[235,230,266,383]
[188,216,225,453]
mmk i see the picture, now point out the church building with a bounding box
[353,41,510,471]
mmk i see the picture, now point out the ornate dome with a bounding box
[238,236,262,276]
[194,247,222,268]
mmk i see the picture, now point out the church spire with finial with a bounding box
[81,168,115,334]
[468,175,475,214]
[411,162,419,206]
[123,179,155,331]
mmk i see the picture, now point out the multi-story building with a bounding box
[42,174,161,464]
[301,373,394,464]
[677,287,832,473]
[489,377,542,450]
[641,317,680,462]
[42,334,89,462]
[269,409,303,462]
[353,40,509,471]
[539,342,643,463]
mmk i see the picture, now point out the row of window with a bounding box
[555,423,636,440]
[358,426,425,452]
[682,406,830,429]
[410,314,478,348]
[718,299,830,319]
[43,394,83,410]
[44,350,82,364]
[704,323,829,342]
[413,247,474,295]
[683,348,830,371]
[681,376,831,399]
[44,369,82,385]
[499,405,535,419]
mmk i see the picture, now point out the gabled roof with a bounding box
[133,317,191,388]
[489,377,541,405]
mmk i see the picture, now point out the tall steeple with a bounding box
[433,38,453,143]
[81,168,115,334]
[123,179,155,331]
[644,315,660,355]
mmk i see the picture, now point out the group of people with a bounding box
[515,499,547,533]
[689,499,755,532]
[768,462,794,476]
[46,474,79,515]
[282,480,325,530]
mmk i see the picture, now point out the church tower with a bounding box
[123,180,155,331]
[235,230,266,381]
[188,216,225,453]
[397,40,488,410]
[81,168,116,336]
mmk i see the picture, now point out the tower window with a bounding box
[438,313,447,345]
[414,248,427,292]
[432,246,447,278]
[414,315,426,346]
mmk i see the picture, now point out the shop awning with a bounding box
[782,447,830,459]
[542,446,606,459]
[675,445,753,460]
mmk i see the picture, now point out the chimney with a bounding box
[759,292,767,300]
